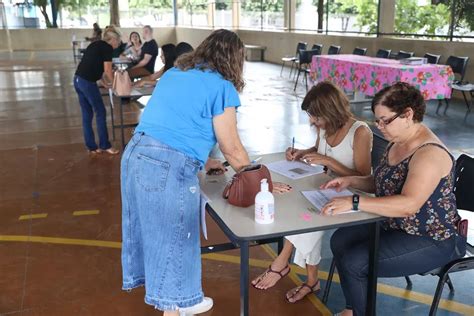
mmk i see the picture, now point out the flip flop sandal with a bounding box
[251,265,291,290]
[285,280,321,303]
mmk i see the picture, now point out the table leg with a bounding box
[119,97,125,149]
[109,99,116,141]
[277,237,284,255]
[240,240,249,316]
[366,221,380,316]
[73,43,76,64]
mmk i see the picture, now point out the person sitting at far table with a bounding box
[128,25,158,79]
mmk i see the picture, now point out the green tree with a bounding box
[129,0,173,9]
[327,0,377,33]
[395,0,450,34]
[242,0,284,12]
[33,0,107,28]
[439,0,474,33]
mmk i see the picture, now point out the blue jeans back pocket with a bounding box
[135,154,170,192]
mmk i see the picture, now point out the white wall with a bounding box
[1,26,473,84]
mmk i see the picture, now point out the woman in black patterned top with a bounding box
[320,82,466,316]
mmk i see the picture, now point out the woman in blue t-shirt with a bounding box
[121,29,251,315]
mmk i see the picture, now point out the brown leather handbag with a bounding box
[222,164,274,208]
[113,69,132,96]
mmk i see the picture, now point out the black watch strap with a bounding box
[352,194,360,211]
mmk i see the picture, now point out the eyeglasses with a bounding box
[374,112,403,127]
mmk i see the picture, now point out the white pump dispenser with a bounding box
[255,179,275,224]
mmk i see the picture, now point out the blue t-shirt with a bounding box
[136,67,241,165]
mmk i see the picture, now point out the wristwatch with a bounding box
[352,194,360,211]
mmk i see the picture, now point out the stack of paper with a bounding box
[267,160,325,180]
[301,189,358,214]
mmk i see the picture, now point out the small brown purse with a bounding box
[222,164,273,208]
[113,69,132,96]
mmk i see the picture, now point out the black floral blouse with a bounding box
[374,143,460,241]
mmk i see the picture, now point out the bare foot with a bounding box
[102,147,120,155]
[251,262,290,290]
[286,281,320,303]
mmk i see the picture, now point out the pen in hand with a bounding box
[291,137,295,154]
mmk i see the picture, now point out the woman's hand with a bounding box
[285,147,305,161]
[205,158,227,175]
[321,196,352,216]
[134,80,145,88]
[301,153,328,166]
[272,182,293,194]
[320,177,351,191]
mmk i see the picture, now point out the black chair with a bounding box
[328,45,342,55]
[293,49,320,92]
[397,50,414,59]
[294,45,322,77]
[376,49,391,59]
[353,47,367,56]
[425,153,473,315]
[436,56,471,119]
[281,41,307,77]
[424,53,441,65]
[312,44,323,52]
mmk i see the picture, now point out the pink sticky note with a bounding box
[300,213,312,222]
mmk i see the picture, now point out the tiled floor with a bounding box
[0,50,473,316]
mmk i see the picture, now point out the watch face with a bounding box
[353,195,360,203]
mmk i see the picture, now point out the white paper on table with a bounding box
[200,191,211,240]
[266,160,325,180]
[301,189,359,214]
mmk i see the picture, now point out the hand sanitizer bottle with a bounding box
[255,179,274,224]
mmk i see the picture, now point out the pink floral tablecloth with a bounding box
[310,54,455,100]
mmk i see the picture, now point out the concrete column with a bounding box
[207,2,214,28]
[232,1,240,30]
[284,0,296,31]
[379,0,395,34]
[0,2,12,52]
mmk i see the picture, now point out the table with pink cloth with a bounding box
[310,54,455,100]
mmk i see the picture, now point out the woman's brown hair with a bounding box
[175,29,245,92]
[371,82,425,122]
[301,81,353,137]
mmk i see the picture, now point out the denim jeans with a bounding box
[121,132,203,311]
[73,75,111,151]
[330,224,466,316]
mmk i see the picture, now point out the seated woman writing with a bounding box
[321,82,466,316]
[251,81,373,303]
[134,44,177,88]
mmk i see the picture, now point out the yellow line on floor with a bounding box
[73,210,100,216]
[0,235,472,314]
[0,235,121,248]
[18,213,48,221]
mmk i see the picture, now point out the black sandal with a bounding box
[251,265,291,290]
[285,280,320,303]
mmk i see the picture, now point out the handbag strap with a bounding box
[223,183,231,199]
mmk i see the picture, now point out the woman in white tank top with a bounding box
[251,81,373,304]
